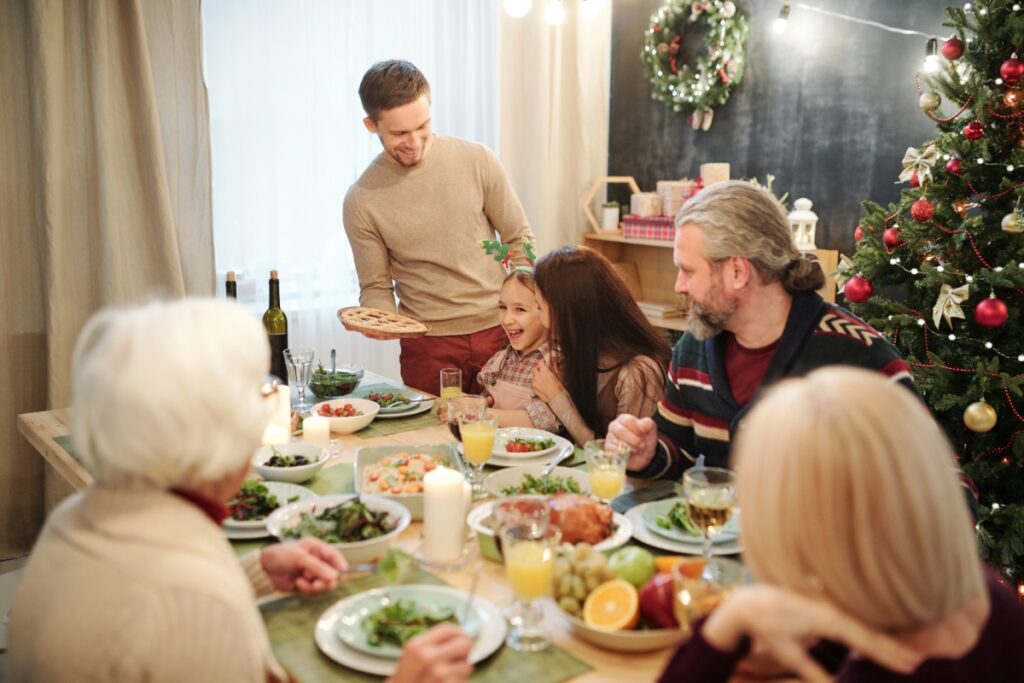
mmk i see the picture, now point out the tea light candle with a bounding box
[423,466,470,563]
[303,415,329,446]
[261,424,289,446]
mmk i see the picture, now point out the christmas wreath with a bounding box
[642,1,749,130]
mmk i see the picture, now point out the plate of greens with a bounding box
[483,464,590,498]
[491,427,561,459]
[359,390,426,414]
[223,481,315,532]
[640,497,740,544]
[315,586,506,676]
[333,585,482,658]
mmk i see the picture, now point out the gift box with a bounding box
[657,179,701,218]
[623,214,675,241]
[630,192,663,217]
[699,163,730,187]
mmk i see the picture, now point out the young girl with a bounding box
[476,268,563,432]
[532,246,671,444]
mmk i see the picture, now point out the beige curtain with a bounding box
[0,0,213,558]
[499,1,612,254]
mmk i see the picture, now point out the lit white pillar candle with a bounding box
[275,384,292,429]
[261,424,290,446]
[303,415,330,446]
[423,466,471,563]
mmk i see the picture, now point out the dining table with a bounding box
[17,369,779,683]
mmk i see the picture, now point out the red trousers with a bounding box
[399,325,506,396]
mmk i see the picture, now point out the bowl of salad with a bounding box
[224,481,316,532]
[311,397,380,434]
[251,442,328,483]
[266,493,411,564]
[354,444,462,520]
[308,363,363,399]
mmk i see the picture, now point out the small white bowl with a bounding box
[251,443,327,483]
[483,465,590,498]
[311,397,380,434]
[266,493,411,564]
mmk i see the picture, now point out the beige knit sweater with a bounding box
[343,136,534,336]
[8,486,286,682]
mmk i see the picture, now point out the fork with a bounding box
[540,445,574,476]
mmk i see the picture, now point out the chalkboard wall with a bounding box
[609,0,951,256]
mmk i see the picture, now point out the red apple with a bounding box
[638,572,678,629]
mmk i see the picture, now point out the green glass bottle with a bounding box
[263,269,288,381]
[225,270,237,300]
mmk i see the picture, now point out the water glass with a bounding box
[283,348,315,411]
[500,512,559,652]
[682,466,737,583]
[440,367,463,404]
[583,439,629,502]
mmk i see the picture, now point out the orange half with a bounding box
[582,579,639,631]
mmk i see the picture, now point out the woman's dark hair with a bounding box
[533,247,671,436]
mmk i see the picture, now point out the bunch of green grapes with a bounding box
[552,542,617,616]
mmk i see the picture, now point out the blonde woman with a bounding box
[659,367,1024,682]
[8,299,473,683]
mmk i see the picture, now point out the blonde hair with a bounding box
[734,367,984,632]
[71,298,271,489]
[675,181,824,293]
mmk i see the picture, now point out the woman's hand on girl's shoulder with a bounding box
[532,360,564,402]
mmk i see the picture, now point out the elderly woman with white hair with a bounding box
[658,367,1024,682]
[8,299,473,683]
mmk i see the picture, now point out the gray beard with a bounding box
[686,303,732,341]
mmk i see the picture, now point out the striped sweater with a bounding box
[630,291,916,480]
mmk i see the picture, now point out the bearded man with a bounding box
[608,181,916,476]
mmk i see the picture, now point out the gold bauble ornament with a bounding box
[1002,211,1024,234]
[919,92,942,113]
[964,400,997,433]
[953,198,971,216]
[1006,88,1024,108]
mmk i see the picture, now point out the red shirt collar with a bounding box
[170,487,230,525]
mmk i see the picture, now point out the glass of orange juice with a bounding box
[499,510,560,652]
[584,439,629,502]
[459,414,497,497]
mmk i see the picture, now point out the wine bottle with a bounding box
[225,271,237,300]
[263,269,288,381]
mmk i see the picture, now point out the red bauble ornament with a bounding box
[1001,57,1024,84]
[946,157,962,175]
[854,225,864,241]
[882,226,904,249]
[909,172,920,187]
[974,296,1009,328]
[963,121,985,140]
[844,276,873,303]
[942,36,965,60]
[911,198,934,222]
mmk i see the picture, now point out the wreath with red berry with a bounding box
[642,1,749,130]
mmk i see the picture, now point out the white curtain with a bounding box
[202,0,498,379]
[499,0,612,254]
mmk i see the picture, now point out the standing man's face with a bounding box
[363,94,433,167]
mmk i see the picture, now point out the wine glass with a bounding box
[459,414,496,498]
[682,466,737,584]
[499,505,560,652]
[583,439,629,502]
[445,394,487,441]
[283,348,315,412]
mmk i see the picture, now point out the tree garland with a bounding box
[642,1,749,131]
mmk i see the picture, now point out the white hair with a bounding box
[71,298,271,489]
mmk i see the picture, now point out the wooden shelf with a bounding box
[583,231,673,249]
[644,313,688,332]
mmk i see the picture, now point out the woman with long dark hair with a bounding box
[532,246,671,444]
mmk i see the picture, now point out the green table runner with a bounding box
[348,383,446,439]
[260,569,591,682]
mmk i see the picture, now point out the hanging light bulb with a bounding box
[545,0,566,25]
[922,37,941,73]
[504,0,532,18]
[773,2,791,35]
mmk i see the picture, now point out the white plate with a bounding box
[491,427,561,459]
[224,525,274,541]
[314,585,507,676]
[468,501,632,554]
[626,502,742,556]
[640,497,739,545]
[374,399,435,420]
[488,436,574,468]
[224,481,317,531]
[483,465,590,497]
[377,396,429,414]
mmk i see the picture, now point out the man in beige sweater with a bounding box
[344,59,534,395]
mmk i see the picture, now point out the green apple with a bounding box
[607,547,656,587]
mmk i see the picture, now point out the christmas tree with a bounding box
[841,2,1024,587]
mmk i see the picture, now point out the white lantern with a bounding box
[788,198,818,250]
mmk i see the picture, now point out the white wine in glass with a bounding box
[682,466,736,584]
